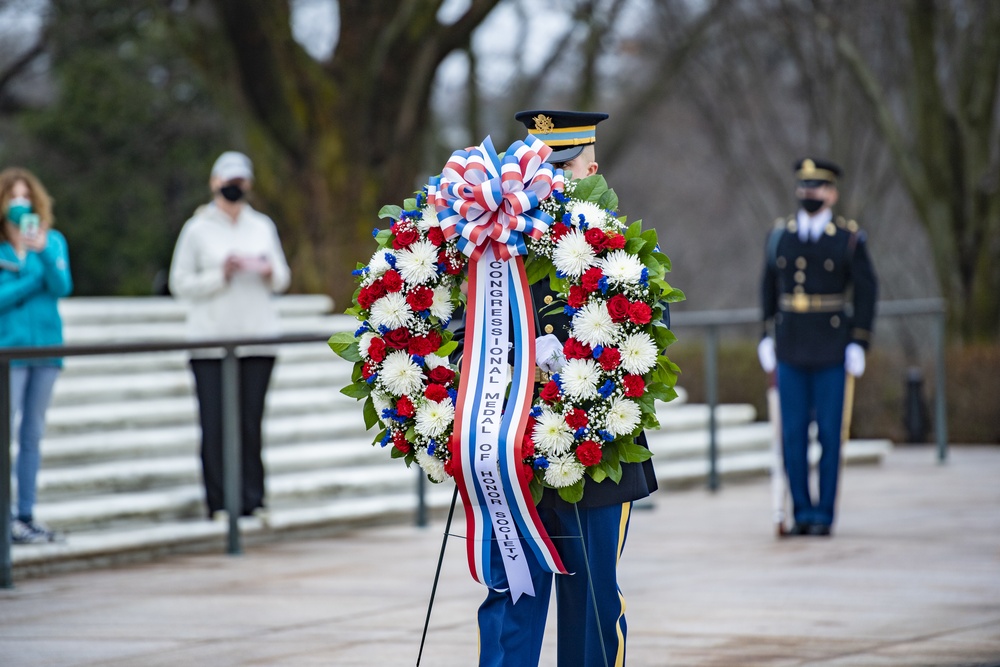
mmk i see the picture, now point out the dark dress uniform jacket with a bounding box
[530,281,660,510]
[761,215,877,368]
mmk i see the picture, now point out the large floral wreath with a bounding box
[330,171,683,504]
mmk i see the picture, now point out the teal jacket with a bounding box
[0,230,73,367]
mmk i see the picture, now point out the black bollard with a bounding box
[903,367,929,444]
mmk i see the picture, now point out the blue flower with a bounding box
[574,427,587,439]
[366,373,378,385]
[640,267,649,287]
[351,267,368,277]
[556,270,568,279]
[534,456,550,469]
[381,408,394,420]
[384,253,396,268]
[372,228,381,238]
[379,431,392,447]
[598,379,615,399]
[354,323,371,337]
[592,345,604,359]
[553,190,568,204]
[598,276,609,294]
[562,212,573,224]
[416,192,426,207]
[563,305,578,317]
[551,373,562,388]
[411,355,425,366]
[378,324,390,335]
[530,406,543,418]
[418,310,430,319]
[447,388,458,405]
[598,429,614,442]
[427,441,437,456]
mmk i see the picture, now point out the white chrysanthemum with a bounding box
[416,448,448,483]
[417,204,440,232]
[552,229,597,277]
[368,250,393,278]
[533,410,574,456]
[560,358,601,400]
[567,200,610,230]
[371,390,393,416]
[369,292,412,330]
[544,454,585,488]
[430,285,454,321]
[605,396,641,437]
[619,332,658,374]
[396,239,440,284]
[379,350,425,396]
[572,302,621,347]
[599,250,645,285]
[358,332,377,359]
[424,353,449,370]
[415,399,454,438]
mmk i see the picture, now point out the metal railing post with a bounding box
[222,347,242,555]
[934,310,948,463]
[416,467,427,528]
[705,324,719,492]
[1,359,12,588]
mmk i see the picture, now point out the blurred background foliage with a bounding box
[0,0,997,439]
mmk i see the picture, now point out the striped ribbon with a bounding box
[435,136,568,601]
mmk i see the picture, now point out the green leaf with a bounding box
[589,466,608,483]
[557,479,586,503]
[328,332,359,360]
[652,323,678,350]
[642,255,662,277]
[390,446,407,459]
[375,229,393,247]
[645,381,673,401]
[620,441,653,463]
[530,480,544,505]
[652,251,672,272]
[598,189,619,211]
[624,237,646,254]
[436,340,458,358]
[625,220,642,240]
[378,205,402,220]
[525,255,553,285]
[403,197,418,210]
[372,429,386,446]
[341,382,371,400]
[640,229,658,247]
[598,459,623,484]
[340,342,362,363]
[363,397,380,430]
[572,174,608,203]
[663,288,686,303]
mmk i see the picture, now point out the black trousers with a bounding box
[190,356,275,517]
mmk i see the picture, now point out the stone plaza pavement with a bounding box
[1,445,998,667]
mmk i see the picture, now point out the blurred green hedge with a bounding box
[667,341,1000,444]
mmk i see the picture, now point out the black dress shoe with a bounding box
[808,524,832,536]
[787,523,812,536]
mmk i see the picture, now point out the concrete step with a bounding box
[58,294,337,326]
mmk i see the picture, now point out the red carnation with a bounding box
[382,270,404,292]
[597,346,621,371]
[357,285,378,310]
[407,335,436,356]
[581,267,604,293]
[406,285,434,311]
[521,436,536,459]
[563,337,593,360]
[367,337,387,363]
[427,226,445,247]
[564,408,589,430]
[438,249,463,275]
[623,374,645,397]
[392,228,419,249]
[424,383,450,403]
[384,327,411,350]
[606,233,626,250]
[567,285,588,309]
[362,360,376,379]
[519,462,535,484]
[551,222,570,241]
[444,457,458,478]
[628,301,653,325]
[395,395,415,418]
[606,294,631,323]
[575,440,603,467]
[427,366,456,385]
[540,380,561,403]
[392,431,411,454]
[584,227,609,251]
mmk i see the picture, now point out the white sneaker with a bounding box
[11,519,49,545]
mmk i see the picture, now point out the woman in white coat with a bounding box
[169,151,291,519]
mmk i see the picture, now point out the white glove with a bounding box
[535,334,566,373]
[845,342,866,377]
[757,337,776,374]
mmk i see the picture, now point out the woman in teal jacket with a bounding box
[0,167,72,544]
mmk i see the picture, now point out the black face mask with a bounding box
[799,198,824,214]
[219,184,245,202]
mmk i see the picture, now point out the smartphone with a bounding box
[20,213,40,240]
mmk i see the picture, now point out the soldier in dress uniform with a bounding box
[473,110,661,667]
[757,158,878,536]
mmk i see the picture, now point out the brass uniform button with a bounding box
[793,285,805,294]
[825,259,835,271]
[776,256,787,268]
[787,220,798,233]
[543,295,553,304]
[825,223,836,236]
[544,324,554,334]
[830,315,841,328]
[794,270,806,283]
[795,257,807,269]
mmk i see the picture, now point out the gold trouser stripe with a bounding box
[779,292,846,313]
[614,502,631,667]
